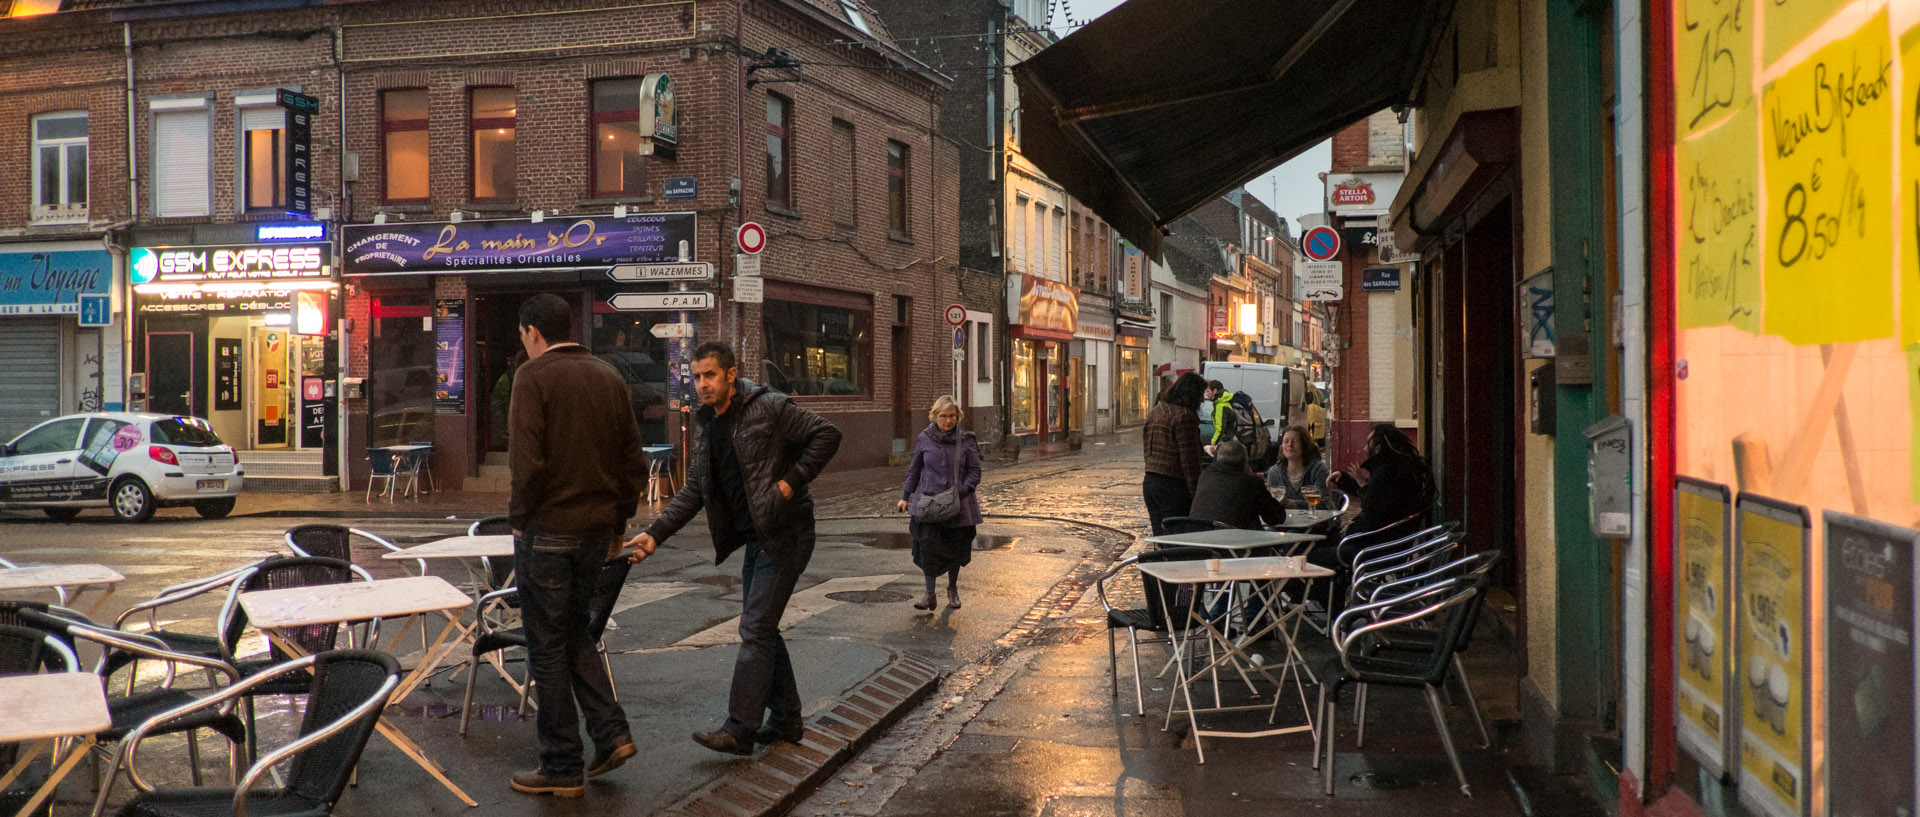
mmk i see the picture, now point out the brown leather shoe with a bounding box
[752,722,804,745]
[691,728,754,756]
[587,736,637,777]
[510,768,584,798]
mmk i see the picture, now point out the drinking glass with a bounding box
[1303,486,1322,510]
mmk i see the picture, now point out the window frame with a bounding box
[468,86,518,203]
[30,111,88,224]
[589,77,646,199]
[839,0,872,33]
[381,88,431,205]
[150,99,212,218]
[886,139,910,239]
[764,92,793,210]
[238,103,287,213]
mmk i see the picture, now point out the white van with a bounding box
[1201,361,1308,446]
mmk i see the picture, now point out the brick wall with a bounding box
[1328,118,1372,175]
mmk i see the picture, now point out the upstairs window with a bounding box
[31,111,87,223]
[591,78,645,198]
[382,89,429,203]
[239,103,286,211]
[839,0,871,34]
[887,140,909,237]
[151,99,210,218]
[765,93,792,209]
[469,87,517,201]
[831,118,855,226]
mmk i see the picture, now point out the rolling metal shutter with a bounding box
[0,319,62,441]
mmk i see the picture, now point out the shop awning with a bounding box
[1012,0,1450,259]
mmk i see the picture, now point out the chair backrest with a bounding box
[586,558,631,641]
[286,524,354,563]
[1,600,81,671]
[1160,516,1225,536]
[221,557,356,661]
[470,516,516,592]
[1351,531,1462,602]
[280,650,402,809]
[0,622,77,676]
[1335,513,1430,566]
[1336,577,1480,686]
[366,448,397,477]
[1136,546,1217,628]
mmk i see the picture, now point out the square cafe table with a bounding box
[383,534,521,692]
[0,672,112,817]
[240,574,479,807]
[1137,555,1335,764]
[1270,508,1342,530]
[0,564,125,618]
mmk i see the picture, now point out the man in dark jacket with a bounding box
[625,341,842,755]
[506,293,648,798]
[1188,441,1289,530]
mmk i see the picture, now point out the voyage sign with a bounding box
[341,213,697,275]
[0,249,112,315]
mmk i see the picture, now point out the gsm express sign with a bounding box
[132,244,331,284]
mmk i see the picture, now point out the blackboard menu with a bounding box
[1823,510,1919,817]
[215,338,242,411]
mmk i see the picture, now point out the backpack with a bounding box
[1230,395,1269,462]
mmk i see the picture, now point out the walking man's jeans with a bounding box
[516,528,630,776]
[722,538,814,741]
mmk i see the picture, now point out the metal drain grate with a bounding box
[826,589,914,604]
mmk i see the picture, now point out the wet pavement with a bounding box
[1,436,1598,816]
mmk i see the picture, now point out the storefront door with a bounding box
[1033,355,1050,439]
[148,332,195,417]
[251,326,291,447]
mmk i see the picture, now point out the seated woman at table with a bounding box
[1264,425,1329,506]
[1328,423,1435,539]
[1188,441,1290,530]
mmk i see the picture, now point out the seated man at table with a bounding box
[1188,441,1289,530]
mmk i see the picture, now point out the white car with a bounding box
[0,412,244,522]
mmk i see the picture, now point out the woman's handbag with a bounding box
[911,438,966,525]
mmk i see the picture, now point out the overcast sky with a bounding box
[1046,0,1332,232]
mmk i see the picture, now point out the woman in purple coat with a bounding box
[896,395,984,611]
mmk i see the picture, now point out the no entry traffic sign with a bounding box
[1302,225,1342,261]
[737,222,766,254]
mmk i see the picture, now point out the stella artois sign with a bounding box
[1331,178,1375,206]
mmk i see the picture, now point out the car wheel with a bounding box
[111,477,157,522]
[43,507,82,521]
[194,497,237,519]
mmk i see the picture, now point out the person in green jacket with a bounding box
[1205,380,1237,447]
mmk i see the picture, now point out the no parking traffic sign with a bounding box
[1302,226,1341,261]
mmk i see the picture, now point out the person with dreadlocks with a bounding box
[1329,423,1435,535]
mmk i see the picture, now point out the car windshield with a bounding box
[150,418,223,447]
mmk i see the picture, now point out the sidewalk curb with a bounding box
[659,654,944,817]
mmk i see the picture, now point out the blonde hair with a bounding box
[928,395,961,422]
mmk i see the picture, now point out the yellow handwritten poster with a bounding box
[1675,478,1735,778]
[1676,0,1754,139]
[1760,10,1893,345]
[1735,496,1810,817]
[1678,102,1762,332]
[1903,26,1920,347]
[1762,0,1855,67]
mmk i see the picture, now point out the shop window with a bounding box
[762,287,870,398]
[367,295,436,446]
[1118,346,1150,426]
[887,139,909,238]
[590,311,672,445]
[765,93,792,210]
[831,118,855,227]
[239,104,285,211]
[1011,341,1036,434]
[591,78,645,198]
[469,87,517,201]
[382,89,429,203]
[30,111,87,223]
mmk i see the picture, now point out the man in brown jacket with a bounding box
[506,293,648,797]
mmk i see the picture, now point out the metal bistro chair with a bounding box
[459,557,629,736]
[0,623,83,817]
[1353,550,1504,752]
[364,448,401,502]
[94,650,401,817]
[1316,575,1483,798]
[108,561,270,694]
[211,557,369,762]
[469,516,517,598]
[407,442,436,494]
[643,444,679,504]
[1093,546,1218,716]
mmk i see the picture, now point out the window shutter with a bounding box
[153,110,210,217]
[239,105,283,133]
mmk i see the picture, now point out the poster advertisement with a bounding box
[1735,494,1811,817]
[434,299,465,415]
[215,338,242,411]
[1823,510,1919,817]
[1675,477,1735,779]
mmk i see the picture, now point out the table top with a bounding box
[1271,509,1342,530]
[643,444,676,453]
[381,444,431,452]
[0,673,112,742]
[1139,555,1335,585]
[241,575,471,629]
[1144,529,1323,551]
[0,563,125,591]
[383,534,514,560]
